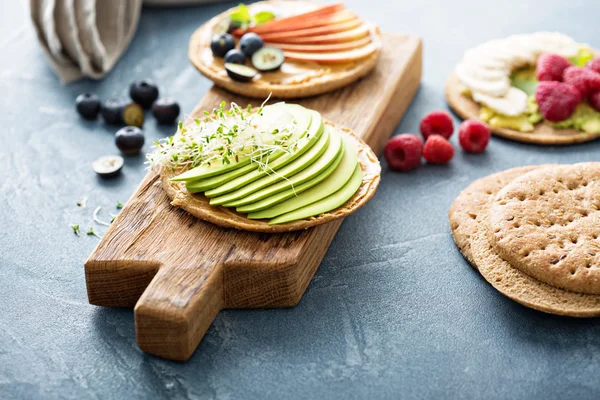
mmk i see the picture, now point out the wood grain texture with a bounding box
[85,32,422,361]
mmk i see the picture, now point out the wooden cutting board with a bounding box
[85,33,422,361]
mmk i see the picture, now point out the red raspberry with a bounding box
[589,91,600,112]
[563,66,600,97]
[536,53,571,82]
[535,81,581,122]
[419,110,454,140]
[384,134,423,172]
[458,120,491,153]
[423,134,454,164]
[586,58,600,74]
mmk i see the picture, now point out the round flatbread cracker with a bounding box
[488,162,600,295]
[471,215,600,317]
[188,1,382,99]
[449,166,545,268]
[445,72,600,145]
[160,122,380,233]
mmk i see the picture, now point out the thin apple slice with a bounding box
[265,37,372,53]
[234,3,344,35]
[262,24,370,45]
[235,10,358,36]
[259,18,362,41]
[283,42,379,64]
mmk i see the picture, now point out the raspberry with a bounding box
[563,66,600,97]
[536,53,571,82]
[423,135,454,164]
[590,91,600,112]
[383,134,423,172]
[586,58,600,74]
[419,110,454,140]
[458,120,491,153]
[535,81,581,122]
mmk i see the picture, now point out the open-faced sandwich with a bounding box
[147,100,381,232]
[446,32,600,145]
[189,1,382,99]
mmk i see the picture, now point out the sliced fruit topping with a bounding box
[283,42,378,64]
[129,79,159,109]
[536,53,571,82]
[152,98,180,125]
[224,49,246,64]
[265,36,371,53]
[419,110,454,140]
[210,33,235,58]
[225,63,258,82]
[251,46,285,72]
[458,120,491,153]
[262,23,370,45]
[535,81,581,122]
[383,134,423,172]
[92,155,124,178]
[258,18,362,42]
[471,87,528,116]
[239,32,264,57]
[423,135,454,164]
[115,126,145,155]
[75,93,101,120]
[234,3,344,34]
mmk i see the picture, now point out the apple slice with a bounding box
[283,42,379,64]
[261,24,371,45]
[235,10,358,36]
[259,18,362,42]
[234,3,344,35]
[265,37,372,53]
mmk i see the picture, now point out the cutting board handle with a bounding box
[134,262,224,361]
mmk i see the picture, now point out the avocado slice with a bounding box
[205,109,324,197]
[236,136,345,213]
[247,136,359,220]
[223,126,343,208]
[171,103,312,182]
[268,164,364,225]
[209,124,333,206]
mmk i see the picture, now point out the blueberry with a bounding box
[75,92,101,120]
[224,49,246,65]
[239,33,264,58]
[129,80,159,109]
[115,126,145,155]
[151,98,180,125]
[122,103,144,128]
[210,34,235,58]
[92,155,124,178]
[101,99,127,125]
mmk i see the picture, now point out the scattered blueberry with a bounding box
[129,80,159,109]
[151,98,180,125]
[239,33,264,58]
[122,102,144,128]
[92,155,124,178]
[101,99,127,125]
[75,93,101,120]
[210,33,235,58]
[115,126,145,155]
[224,49,246,65]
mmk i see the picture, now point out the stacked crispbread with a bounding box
[449,163,600,316]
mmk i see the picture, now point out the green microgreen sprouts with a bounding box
[71,224,81,236]
[146,98,304,175]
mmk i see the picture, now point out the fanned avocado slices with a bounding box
[247,136,359,220]
[235,136,345,213]
[268,164,364,225]
[204,109,324,197]
[214,126,341,207]
[172,103,313,182]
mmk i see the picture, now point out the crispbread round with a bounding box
[445,72,600,145]
[160,121,380,233]
[188,1,381,99]
[471,216,600,317]
[488,162,600,295]
[449,166,544,268]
